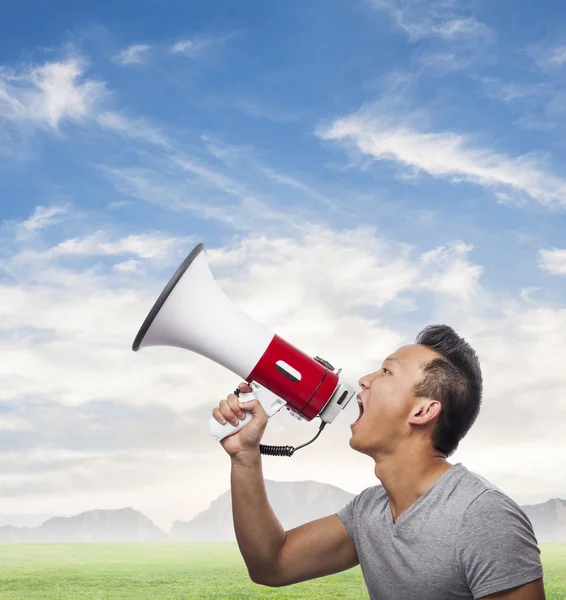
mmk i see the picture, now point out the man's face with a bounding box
[349,343,440,456]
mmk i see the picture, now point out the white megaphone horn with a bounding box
[132,242,356,456]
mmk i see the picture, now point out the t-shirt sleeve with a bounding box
[457,489,543,599]
[336,486,373,542]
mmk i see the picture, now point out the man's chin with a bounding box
[348,427,376,456]
[348,431,364,453]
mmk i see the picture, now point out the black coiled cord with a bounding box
[259,444,297,457]
[233,388,327,458]
[260,422,326,457]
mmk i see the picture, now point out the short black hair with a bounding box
[412,325,482,457]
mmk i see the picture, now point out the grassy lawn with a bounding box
[0,542,563,599]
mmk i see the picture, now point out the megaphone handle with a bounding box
[209,384,286,441]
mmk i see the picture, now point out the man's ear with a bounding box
[408,398,441,426]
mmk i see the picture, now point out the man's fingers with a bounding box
[238,398,267,424]
[211,384,254,429]
[212,407,226,425]
[219,399,239,427]
[228,393,245,420]
[237,381,253,393]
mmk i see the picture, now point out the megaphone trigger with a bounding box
[208,383,286,441]
[209,410,253,441]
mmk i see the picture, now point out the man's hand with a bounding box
[212,382,269,459]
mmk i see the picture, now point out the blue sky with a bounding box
[1,0,566,528]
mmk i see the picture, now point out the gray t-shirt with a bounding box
[337,463,543,600]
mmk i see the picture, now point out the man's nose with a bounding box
[358,374,371,389]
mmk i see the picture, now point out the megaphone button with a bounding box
[314,356,335,371]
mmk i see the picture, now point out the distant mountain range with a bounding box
[0,481,564,543]
[521,498,566,543]
[0,507,166,543]
[169,479,355,542]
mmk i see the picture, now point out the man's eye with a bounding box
[381,368,391,374]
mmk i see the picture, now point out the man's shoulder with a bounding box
[458,466,506,498]
[456,466,527,519]
[351,483,388,508]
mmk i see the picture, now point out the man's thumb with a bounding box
[239,397,267,418]
[239,397,257,411]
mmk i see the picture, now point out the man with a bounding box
[211,324,545,599]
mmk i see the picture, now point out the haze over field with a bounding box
[0,0,565,530]
[1,481,565,543]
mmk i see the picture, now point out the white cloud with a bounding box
[113,259,141,272]
[113,44,152,66]
[539,248,566,275]
[0,415,32,431]
[171,33,237,59]
[96,108,348,233]
[546,46,566,66]
[51,232,185,261]
[0,57,105,130]
[1,210,566,522]
[19,204,70,232]
[480,77,546,104]
[419,241,483,302]
[371,0,492,42]
[317,105,566,208]
[531,40,566,69]
[97,118,339,231]
[13,231,192,268]
[97,111,172,149]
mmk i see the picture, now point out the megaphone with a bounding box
[132,242,356,456]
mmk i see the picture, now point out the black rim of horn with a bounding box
[132,242,206,351]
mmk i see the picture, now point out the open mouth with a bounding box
[351,400,364,427]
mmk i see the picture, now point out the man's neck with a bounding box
[372,448,453,524]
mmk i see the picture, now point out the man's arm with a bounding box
[232,451,358,586]
[213,383,358,587]
[479,577,545,599]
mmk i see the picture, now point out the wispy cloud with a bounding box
[97,111,345,230]
[317,104,566,208]
[13,230,192,269]
[539,248,566,275]
[0,57,105,130]
[110,34,237,67]
[545,46,566,67]
[97,111,172,149]
[48,231,189,263]
[419,241,483,303]
[480,78,545,104]
[112,44,153,66]
[531,40,566,69]
[19,204,70,232]
[371,0,492,42]
[171,32,238,59]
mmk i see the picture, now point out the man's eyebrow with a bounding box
[384,357,401,364]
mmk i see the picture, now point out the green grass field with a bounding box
[0,542,563,599]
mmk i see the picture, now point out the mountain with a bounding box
[0,507,165,543]
[169,479,355,542]
[521,498,566,543]
[0,483,564,543]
